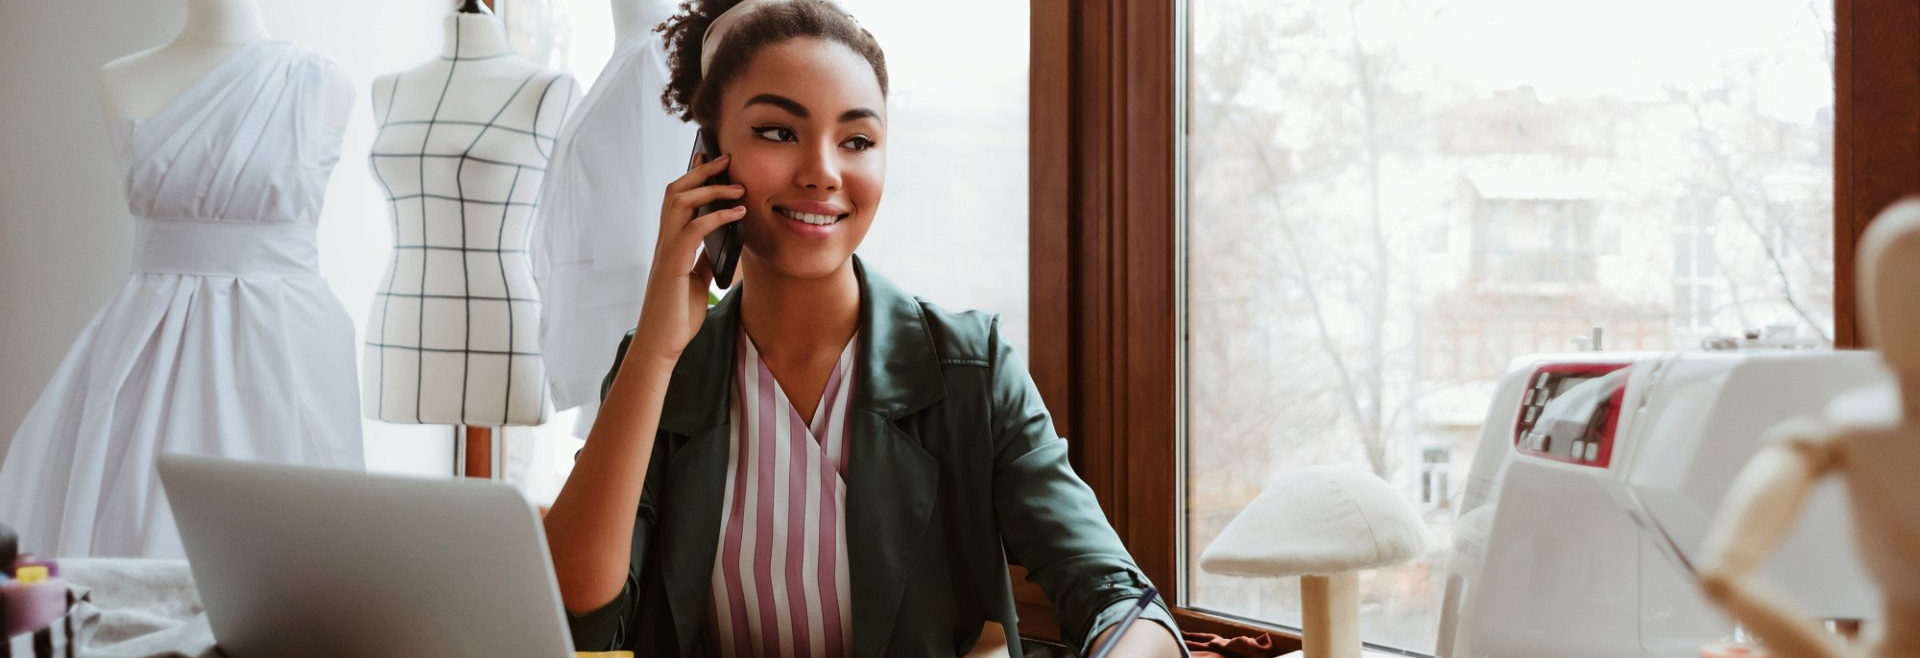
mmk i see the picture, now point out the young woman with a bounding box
[541,1,1183,655]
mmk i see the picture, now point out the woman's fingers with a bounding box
[666,184,746,224]
[658,205,748,275]
[664,153,731,196]
[628,154,739,364]
[686,204,748,240]
[653,182,744,266]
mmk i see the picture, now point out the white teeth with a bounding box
[780,209,840,226]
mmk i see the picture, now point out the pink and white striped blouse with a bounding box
[703,331,859,658]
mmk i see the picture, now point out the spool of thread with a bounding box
[2,566,67,638]
[1702,641,1769,658]
[11,559,56,578]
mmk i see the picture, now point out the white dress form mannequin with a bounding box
[0,0,364,558]
[1698,199,1920,658]
[364,11,579,427]
[98,0,351,131]
[532,0,690,437]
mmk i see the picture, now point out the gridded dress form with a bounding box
[0,40,365,559]
[362,49,577,426]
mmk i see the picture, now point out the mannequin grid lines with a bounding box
[364,15,579,427]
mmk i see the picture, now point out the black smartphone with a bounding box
[690,128,743,288]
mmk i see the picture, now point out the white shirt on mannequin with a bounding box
[97,0,351,130]
[363,11,580,427]
[531,0,692,436]
[610,0,667,44]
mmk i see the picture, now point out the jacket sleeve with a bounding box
[984,318,1185,655]
[565,329,666,651]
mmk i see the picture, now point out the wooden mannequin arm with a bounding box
[1697,418,1838,576]
[1696,417,1854,658]
[1702,570,1855,658]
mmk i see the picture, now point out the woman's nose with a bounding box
[795,142,841,191]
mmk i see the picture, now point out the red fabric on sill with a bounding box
[1183,631,1286,658]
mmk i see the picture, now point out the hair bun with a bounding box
[657,0,745,122]
[655,0,887,125]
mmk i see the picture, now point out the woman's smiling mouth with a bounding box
[778,207,844,226]
[774,202,850,227]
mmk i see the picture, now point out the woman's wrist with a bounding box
[614,341,682,391]
[625,341,684,372]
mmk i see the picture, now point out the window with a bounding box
[838,1,1032,357]
[1471,197,1601,284]
[1417,445,1449,509]
[1673,198,1720,330]
[1182,0,1834,653]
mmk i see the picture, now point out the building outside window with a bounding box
[1183,0,1834,652]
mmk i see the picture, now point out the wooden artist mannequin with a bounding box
[1698,199,1920,658]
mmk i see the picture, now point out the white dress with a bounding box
[0,40,364,559]
[533,25,695,435]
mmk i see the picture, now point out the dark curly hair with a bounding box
[656,0,889,127]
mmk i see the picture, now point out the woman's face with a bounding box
[715,37,886,283]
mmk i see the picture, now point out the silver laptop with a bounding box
[158,454,578,658]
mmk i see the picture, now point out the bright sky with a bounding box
[1380,0,1831,121]
[1195,0,1834,123]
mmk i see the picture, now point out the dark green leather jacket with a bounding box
[569,257,1177,656]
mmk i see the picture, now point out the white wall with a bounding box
[0,0,455,476]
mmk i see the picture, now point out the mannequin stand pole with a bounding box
[453,426,497,479]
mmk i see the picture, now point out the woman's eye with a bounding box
[842,136,876,151]
[752,126,796,142]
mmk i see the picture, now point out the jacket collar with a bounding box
[656,255,946,438]
[651,255,946,657]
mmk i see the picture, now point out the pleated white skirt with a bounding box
[0,268,363,559]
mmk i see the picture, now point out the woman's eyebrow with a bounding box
[744,93,880,124]
[838,107,880,123]
[745,94,811,118]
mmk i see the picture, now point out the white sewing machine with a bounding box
[1436,348,1890,658]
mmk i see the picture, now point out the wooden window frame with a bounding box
[1834,0,1920,347]
[1020,0,1920,649]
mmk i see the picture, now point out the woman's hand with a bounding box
[545,153,746,615]
[630,153,748,366]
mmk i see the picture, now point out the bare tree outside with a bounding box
[1184,0,1834,651]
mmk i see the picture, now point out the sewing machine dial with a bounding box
[1512,362,1631,467]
